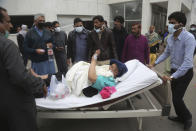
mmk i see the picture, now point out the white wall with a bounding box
[1,0,196,32]
[189,0,196,26]
[0,0,110,24]
[107,0,136,4]
[141,0,152,34]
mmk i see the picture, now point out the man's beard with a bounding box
[132,32,139,37]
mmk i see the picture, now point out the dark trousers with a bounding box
[170,68,193,121]
[54,51,67,74]
[20,53,28,66]
[22,54,28,66]
[0,100,37,131]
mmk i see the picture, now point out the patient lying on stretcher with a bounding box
[31,50,128,98]
[83,49,128,98]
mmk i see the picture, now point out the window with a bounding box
[110,0,142,33]
[10,15,34,34]
[151,4,167,34]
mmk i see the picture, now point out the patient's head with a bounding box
[109,63,119,77]
[110,59,128,78]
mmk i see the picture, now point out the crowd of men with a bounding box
[0,5,196,131]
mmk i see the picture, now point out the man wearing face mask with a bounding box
[189,24,196,39]
[17,24,28,66]
[45,22,53,32]
[112,16,128,62]
[0,7,47,131]
[88,15,118,65]
[24,14,56,75]
[121,23,149,65]
[189,24,196,55]
[67,18,89,65]
[150,12,196,130]
[52,21,67,74]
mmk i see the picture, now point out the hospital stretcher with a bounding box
[36,69,172,131]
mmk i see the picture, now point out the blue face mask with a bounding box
[4,30,9,38]
[168,24,176,34]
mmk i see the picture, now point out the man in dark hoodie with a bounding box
[112,16,128,61]
[0,7,47,131]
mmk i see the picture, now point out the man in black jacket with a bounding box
[112,16,128,61]
[52,21,67,74]
[87,15,118,65]
[67,18,89,65]
[17,24,28,66]
[24,14,55,75]
[0,7,47,131]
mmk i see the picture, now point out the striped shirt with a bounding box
[155,29,196,78]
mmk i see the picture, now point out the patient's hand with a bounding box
[95,49,101,55]
[92,49,101,61]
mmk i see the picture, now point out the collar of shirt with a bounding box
[171,29,186,41]
[34,26,43,37]
[132,34,142,40]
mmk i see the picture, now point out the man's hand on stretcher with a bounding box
[147,63,173,82]
[30,69,48,97]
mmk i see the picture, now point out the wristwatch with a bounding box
[170,76,174,79]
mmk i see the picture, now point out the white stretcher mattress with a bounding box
[36,60,162,110]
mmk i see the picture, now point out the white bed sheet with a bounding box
[36,60,161,110]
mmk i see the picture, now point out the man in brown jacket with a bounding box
[87,15,118,65]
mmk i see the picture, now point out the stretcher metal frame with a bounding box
[37,71,172,131]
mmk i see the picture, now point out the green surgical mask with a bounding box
[4,30,9,38]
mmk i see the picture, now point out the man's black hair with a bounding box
[168,11,187,26]
[45,22,52,28]
[74,18,83,25]
[93,15,104,22]
[52,21,59,27]
[190,24,196,27]
[0,7,7,23]
[114,16,124,24]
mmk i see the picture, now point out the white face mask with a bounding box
[55,27,61,32]
[75,26,83,33]
[168,24,176,34]
[168,24,182,34]
[190,27,196,31]
[94,27,101,33]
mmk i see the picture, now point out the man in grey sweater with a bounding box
[0,7,47,131]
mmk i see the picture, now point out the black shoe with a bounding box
[184,119,192,130]
[168,116,184,123]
